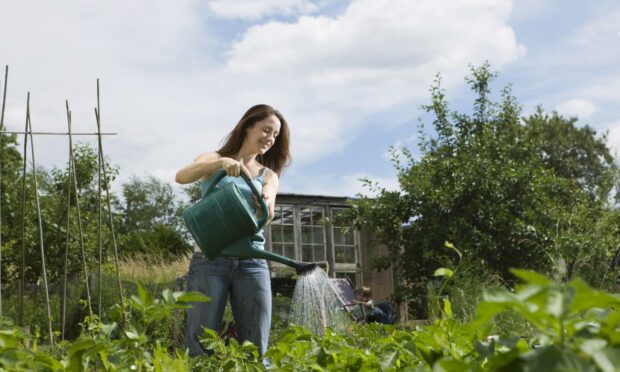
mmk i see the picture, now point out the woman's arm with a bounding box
[176,152,251,184]
[175,152,222,184]
[260,170,280,224]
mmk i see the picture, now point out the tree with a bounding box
[1,132,29,283]
[1,140,193,285]
[117,175,192,259]
[340,64,620,315]
[523,108,617,201]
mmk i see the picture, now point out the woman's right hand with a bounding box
[221,157,250,178]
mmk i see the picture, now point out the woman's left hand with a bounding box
[253,193,269,212]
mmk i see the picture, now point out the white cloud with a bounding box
[207,0,321,20]
[223,0,524,164]
[605,121,620,159]
[1,0,525,196]
[281,171,399,197]
[555,98,598,119]
[151,168,178,185]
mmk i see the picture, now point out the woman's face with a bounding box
[245,114,282,155]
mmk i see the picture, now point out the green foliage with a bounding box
[193,329,265,371]
[338,63,620,315]
[524,107,617,200]
[117,175,192,259]
[0,139,197,341]
[1,270,620,370]
[0,285,208,371]
[475,269,620,371]
[0,140,192,299]
[1,142,120,285]
[119,175,180,232]
[195,269,620,370]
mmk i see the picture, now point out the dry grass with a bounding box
[117,253,190,284]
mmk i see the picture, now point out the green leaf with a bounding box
[443,298,453,318]
[510,269,552,286]
[124,330,140,340]
[434,268,454,278]
[579,339,607,357]
[67,338,97,353]
[174,291,211,304]
[522,345,596,372]
[433,358,470,371]
[443,241,462,259]
[592,347,620,372]
[379,349,399,370]
[137,282,153,305]
[570,279,620,313]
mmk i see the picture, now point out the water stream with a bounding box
[290,267,351,334]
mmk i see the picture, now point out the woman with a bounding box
[175,104,291,357]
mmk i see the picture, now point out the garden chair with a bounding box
[327,278,367,323]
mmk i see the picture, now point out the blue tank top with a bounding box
[199,167,269,249]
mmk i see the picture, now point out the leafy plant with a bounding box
[2,269,620,371]
[476,269,620,371]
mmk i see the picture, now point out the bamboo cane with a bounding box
[0,65,8,317]
[26,95,54,344]
[18,94,28,327]
[66,101,93,317]
[95,80,126,326]
[60,110,73,340]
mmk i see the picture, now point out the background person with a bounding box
[175,104,291,357]
[353,286,395,324]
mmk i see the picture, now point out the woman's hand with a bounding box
[253,193,270,213]
[221,157,250,178]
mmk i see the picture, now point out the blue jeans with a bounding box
[185,252,272,357]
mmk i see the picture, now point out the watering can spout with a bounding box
[219,240,328,275]
[290,261,329,275]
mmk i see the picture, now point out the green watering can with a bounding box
[182,170,322,275]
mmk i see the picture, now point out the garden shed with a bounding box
[266,193,397,304]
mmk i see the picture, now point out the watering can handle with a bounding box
[205,169,269,229]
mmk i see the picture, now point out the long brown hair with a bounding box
[217,104,291,175]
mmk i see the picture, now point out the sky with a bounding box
[1,0,619,198]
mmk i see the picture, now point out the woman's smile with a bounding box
[260,140,271,150]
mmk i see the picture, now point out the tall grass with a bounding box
[117,254,190,284]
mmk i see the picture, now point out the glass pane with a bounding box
[281,206,294,225]
[271,227,283,243]
[344,230,354,245]
[302,246,313,262]
[313,226,324,245]
[271,211,282,226]
[272,243,283,256]
[344,246,355,262]
[300,208,312,225]
[314,245,325,261]
[333,227,343,245]
[282,225,294,243]
[312,208,324,224]
[284,244,296,259]
[301,226,312,244]
[335,246,344,263]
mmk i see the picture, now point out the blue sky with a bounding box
[1,0,619,197]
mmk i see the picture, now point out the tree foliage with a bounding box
[340,64,620,313]
[0,137,192,287]
[117,175,192,259]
